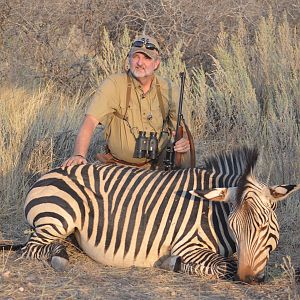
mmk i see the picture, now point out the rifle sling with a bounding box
[182,118,196,168]
[113,74,166,121]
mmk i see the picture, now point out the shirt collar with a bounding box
[128,71,156,94]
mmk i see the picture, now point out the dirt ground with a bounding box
[1,238,299,300]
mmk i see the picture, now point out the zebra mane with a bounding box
[203,146,259,187]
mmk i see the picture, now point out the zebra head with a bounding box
[191,147,300,284]
[228,179,299,284]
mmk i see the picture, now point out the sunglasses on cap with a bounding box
[131,38,159,53]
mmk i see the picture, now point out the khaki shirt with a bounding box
[87,72,188,164]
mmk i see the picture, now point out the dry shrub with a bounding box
[1,0,300,92]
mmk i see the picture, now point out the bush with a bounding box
[1,0,300,93]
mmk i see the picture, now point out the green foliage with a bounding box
[158,42,186,83]
[197,13,300,185]
[90,27,131,89]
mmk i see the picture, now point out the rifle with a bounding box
[164,72,189,170]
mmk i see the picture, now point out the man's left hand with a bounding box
[174,137,190,153]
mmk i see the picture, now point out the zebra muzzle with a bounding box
[235,272,265,285]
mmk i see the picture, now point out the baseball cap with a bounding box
[129,35,161,59]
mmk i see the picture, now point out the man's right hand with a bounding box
[61,155,87,168]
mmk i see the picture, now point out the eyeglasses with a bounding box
[131,39,159,53]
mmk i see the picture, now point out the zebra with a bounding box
[1,147,299,283]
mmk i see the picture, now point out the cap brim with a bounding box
[130,47,159,60]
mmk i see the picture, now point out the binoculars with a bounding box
[134,131,158,160]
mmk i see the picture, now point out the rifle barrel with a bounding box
[175,72,186,142]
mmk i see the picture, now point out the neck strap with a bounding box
[113,73,167,121]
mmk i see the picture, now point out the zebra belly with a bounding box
[74,232,171,268]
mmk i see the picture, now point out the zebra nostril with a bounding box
[247,274,265,285]
[245,275,254,284]
[255,273,265,283]
[235,272,265,284]
[234,274,254,284]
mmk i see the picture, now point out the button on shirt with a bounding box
[86,72,186,164]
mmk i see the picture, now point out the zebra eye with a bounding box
[258,224,268,232]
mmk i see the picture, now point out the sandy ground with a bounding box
[0,239,299,300]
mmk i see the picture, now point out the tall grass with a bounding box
[0,14,299,281]
[0,85,84,224]
[194,15,300,182]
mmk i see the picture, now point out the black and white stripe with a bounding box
[2,147,299,283]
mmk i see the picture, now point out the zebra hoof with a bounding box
[50,256,69,271]
[159,256,181,272]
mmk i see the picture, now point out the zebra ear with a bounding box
[189,188,228,202]
[269,184,300,202]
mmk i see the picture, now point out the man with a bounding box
[62,34,190,169]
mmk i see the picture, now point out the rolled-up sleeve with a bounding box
[86,78,118,126]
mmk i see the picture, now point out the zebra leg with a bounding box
[176,249,237,279]
[21,225,71,271]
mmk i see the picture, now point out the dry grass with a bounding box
[0,242,299,300]
[1,9,300,300]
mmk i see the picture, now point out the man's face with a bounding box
[129,52,160,79]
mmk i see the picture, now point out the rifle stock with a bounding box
[174,125,183,167]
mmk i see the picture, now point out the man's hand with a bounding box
[174,137,190,153]
[61,155,87,168]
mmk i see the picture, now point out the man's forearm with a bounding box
[72,114,99,157]
[73,129,93,157]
